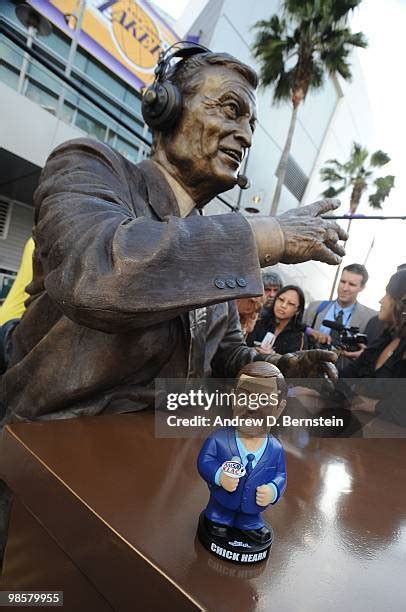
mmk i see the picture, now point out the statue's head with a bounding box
[232,362,287,437]
[143,44,258,205]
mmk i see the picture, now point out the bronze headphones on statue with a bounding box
[141,41,210,132]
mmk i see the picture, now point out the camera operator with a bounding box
[303,264,377,366]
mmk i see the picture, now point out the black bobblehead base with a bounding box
[197,513,272,564]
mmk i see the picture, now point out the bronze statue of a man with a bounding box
[0,48,345,425]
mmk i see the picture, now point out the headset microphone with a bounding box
[236,174,250,190]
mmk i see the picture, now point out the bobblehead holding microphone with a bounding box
[197,362,287,545]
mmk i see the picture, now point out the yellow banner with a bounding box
[33,0,179,89]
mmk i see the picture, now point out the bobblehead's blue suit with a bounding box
[197,427,286,530]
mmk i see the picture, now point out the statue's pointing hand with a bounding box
[278,198,347,265]
[248,198,348,266]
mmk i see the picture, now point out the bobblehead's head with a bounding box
[232,362,287,437]
[152,52,258,207]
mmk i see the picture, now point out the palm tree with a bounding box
[320,142,395,214]
[320,143,395,300]
[252,0,367,215]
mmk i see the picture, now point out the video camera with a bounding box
[322,319,368,352]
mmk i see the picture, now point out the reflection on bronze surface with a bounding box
[2,416,406,611]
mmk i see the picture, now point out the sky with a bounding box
[347,0,406,307]
[152,0,406,308]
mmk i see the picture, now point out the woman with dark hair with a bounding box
[337,269,406,425]
[247,285,307,355]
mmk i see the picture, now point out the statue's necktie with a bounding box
[246,453,255,476]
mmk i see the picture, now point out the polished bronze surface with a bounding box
[2,500,113,611]
[1,414,405,611]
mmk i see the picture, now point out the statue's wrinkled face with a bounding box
[162,65,257,200]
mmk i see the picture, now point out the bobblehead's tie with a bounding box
[246,453,255,476]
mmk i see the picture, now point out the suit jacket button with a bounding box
[226,278,236,289]
[236,277,247,287]
[214,279,225,289]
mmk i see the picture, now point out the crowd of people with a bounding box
[236,264,406,428]
[1,252,405,431]
[4,254,403,429]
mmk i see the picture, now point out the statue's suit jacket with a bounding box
[197,427,286,515]
[0,138,264,423]
[303,300,377,333]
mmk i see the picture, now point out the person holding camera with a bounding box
[304,264,376,339]
[303,264,377,365]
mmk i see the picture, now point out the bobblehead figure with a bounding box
[197,362,287,563]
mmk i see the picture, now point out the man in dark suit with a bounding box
[198,363,287,544]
